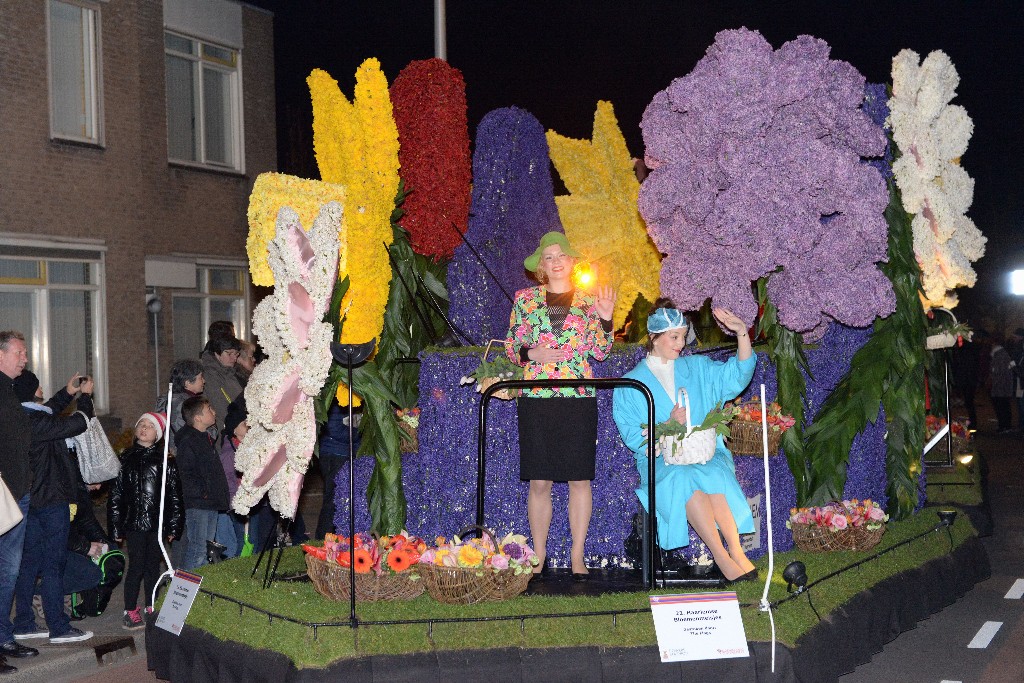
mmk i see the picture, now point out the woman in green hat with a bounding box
[505,231,616,579]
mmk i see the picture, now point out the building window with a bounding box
[47,0,102,143]
[172,265,248,360]
[164,32,242,171]
[0,252,107,411]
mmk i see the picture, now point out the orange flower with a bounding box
[386,549,413,573]
[352,548,373,574]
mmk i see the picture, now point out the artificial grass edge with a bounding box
[170,509,978,669]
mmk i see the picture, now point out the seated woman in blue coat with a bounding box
[612,299,757,582]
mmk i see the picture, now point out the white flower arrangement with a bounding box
[887,49,986,309]
[234,201,342,519]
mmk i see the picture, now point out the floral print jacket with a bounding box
[505,286,614,398]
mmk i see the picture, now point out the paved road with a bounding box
[839,428,1024,683]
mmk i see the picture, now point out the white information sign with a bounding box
[741,494,762,552]
[155,569,203,635]
[649,592,750,662]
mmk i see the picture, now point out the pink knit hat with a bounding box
[136,412,167,441]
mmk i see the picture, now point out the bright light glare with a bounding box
[958,453,974,465]
[573,263,595,289]
[1011,269,1024,295]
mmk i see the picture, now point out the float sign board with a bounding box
[155,569,203,635]
[649,591,750,662]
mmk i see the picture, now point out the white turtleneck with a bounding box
[645,354,677,405]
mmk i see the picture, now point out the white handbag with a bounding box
[659,388,716,466]
[72,415,121,483]
[0,474,24,535]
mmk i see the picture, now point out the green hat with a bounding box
[524,231,581,272]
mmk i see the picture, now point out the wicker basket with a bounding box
[727,419,782,456]
[419,564,532,604]
[397,419,418,453]
[476,340,519,400]
[304,554,424,602]
[790,522,886,553]
[659,388,716,466]
[419,525,532,604]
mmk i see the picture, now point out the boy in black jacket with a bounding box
[175,397,229,570]
[107,412,183,629]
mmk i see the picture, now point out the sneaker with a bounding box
[144,606,154,615]
[49,627,93,644]
[12,627,48,640]
[122,608,145,631]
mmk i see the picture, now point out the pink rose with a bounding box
[489,554,509,570]
[831,515,848,530]
[868,507,886,521]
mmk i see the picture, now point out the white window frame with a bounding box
[0,238,109,413]
[171,261,250,360]
[164,31,245,173]
[45,0,104,145]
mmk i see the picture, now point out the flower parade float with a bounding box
[146,31,991,683]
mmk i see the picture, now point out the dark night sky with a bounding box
[249,0,1023,320]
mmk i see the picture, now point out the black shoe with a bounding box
[0,641,38,658]
[572,572,590,582]
[722,569,758,586]
[0,660,15,675]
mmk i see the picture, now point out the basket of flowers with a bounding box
[645,392,735,466]
[727,399,795,456]
[396,407,420,453]
[925,415,972,455]
[787,500,888,552]
[416,526,539,604]
[302,532,426,602]
[459,340,523,400]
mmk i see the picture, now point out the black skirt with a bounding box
[516,396,598,481]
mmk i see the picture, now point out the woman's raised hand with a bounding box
[712,307,748,336]
[595,286,617,321]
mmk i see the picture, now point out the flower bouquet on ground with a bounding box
[726,398,795,456]
[787,499,888,552]
[925,415,972,455]
[395,407,420,453]
[302,532,427,601]
[417,526,539,604]
[459,340,522,400]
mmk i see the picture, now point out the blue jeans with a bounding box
[0,494,30,645]
[14,503,71,637]
[184,509,219,570]
[215,511,245,558]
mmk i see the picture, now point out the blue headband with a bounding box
[648,308,688,334]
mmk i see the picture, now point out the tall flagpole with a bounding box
[434,0,447,60]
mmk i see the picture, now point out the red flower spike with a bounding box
[391,59,472,260]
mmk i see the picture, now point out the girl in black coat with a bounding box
[107,412,183,630]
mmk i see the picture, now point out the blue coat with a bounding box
[612,353,757,549]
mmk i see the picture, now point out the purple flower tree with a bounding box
[447,107,563,343]
[639,28,894,337]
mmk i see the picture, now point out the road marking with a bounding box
[1004,578,1024,599]
[967,621,1002,649]
[940,680,963,683]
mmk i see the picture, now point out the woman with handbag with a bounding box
[612,300,757,582]
[505,231,616,579]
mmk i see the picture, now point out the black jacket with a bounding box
[107,441,184,540]
[175,425,230,511]
[0,374,32,500]
[67,468,111,556]
[24,388,91,509]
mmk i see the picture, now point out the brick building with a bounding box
[0,0,275,427]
